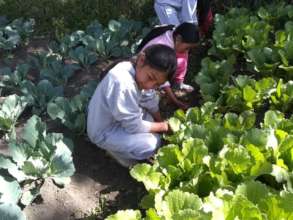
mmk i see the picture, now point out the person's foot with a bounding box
[106,150,137,168]
[172,82,194,92]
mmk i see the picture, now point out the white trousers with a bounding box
[154,0,198,26]
[97,111,161,160]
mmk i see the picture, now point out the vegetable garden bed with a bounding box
[1,2,293,220]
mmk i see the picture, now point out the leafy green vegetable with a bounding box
[220,75,276,113]
[106,210,142,220]
[0,174,22,204]
[0,64,30,93]
[94,18,145,58]
[0,95,28,137]
[0,115,75,208]
[0,203,26,220]
[246,47,280,73]
[47,95,87,134]
[210,8,271,58]
[0,18,34,51]
[40,58,80,85]
[20,79,63,114]
[68,46,97,68]
[195,56,235,102]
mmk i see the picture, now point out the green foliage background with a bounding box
[0,0,154,37]
[0,0,289,37]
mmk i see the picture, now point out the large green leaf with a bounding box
[221,144,253,175]
[0,155,26,182]
[168,117,181,133]
[68,46,97,67]
[243,85,257,105]
[106,210,141,220]
[223,113,241,131]
[263,111,284,129]
[241,128,270,149]
[130,164,165,191]
[259,194,293,220]
[156,145,183,168]
[20,79,63,114]
[47,95,87,134]
[235,180,269,204]
[22,158,48,178]
[2,115,75,202]
[0,95,28,132]
[0,175,22,204]
[161,190,202,219]
[246,144,272,177]
[224,195,263,220]
[22,115,46,148]
[8,142,31,167]
[20,186,41,206]
[173,209,211,220]
[50,139,75,178]
[182,139,208,165]
[145,208,160,220]
[0,203,26,220]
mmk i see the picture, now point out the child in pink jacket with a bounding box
[137,22,200,109]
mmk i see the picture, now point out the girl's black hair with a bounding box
[137,22,199,52]
[173,22,200,44]
[100,44,177,82]
[142,44,177,81]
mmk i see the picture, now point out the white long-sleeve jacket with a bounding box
[87,61,156,145]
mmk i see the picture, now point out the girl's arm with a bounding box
[149,121,169,133]
[151,111,164,122]
[163,86,189,110]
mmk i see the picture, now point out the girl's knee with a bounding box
[147,133,161,150]
[130,134,161,160]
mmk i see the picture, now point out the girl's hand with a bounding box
[162,121,169,132]
[176,100,189,111]
[149,121,170,133]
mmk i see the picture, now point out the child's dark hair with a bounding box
[173,22,200,44]
[142,44,177,81]
[137,22,200,52]
[100,44,176,81]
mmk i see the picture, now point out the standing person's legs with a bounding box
[197,0,213,35]
[154,2,181,25]
[179,0,198,24]
[199,8,213,35]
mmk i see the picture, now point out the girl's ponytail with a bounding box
[136,25,175,52]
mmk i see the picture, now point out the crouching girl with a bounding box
[87,44,177,167]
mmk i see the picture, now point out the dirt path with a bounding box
[24,135,144,220]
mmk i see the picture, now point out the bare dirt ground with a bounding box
[0,37,204,220]
[24,136,145,220]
